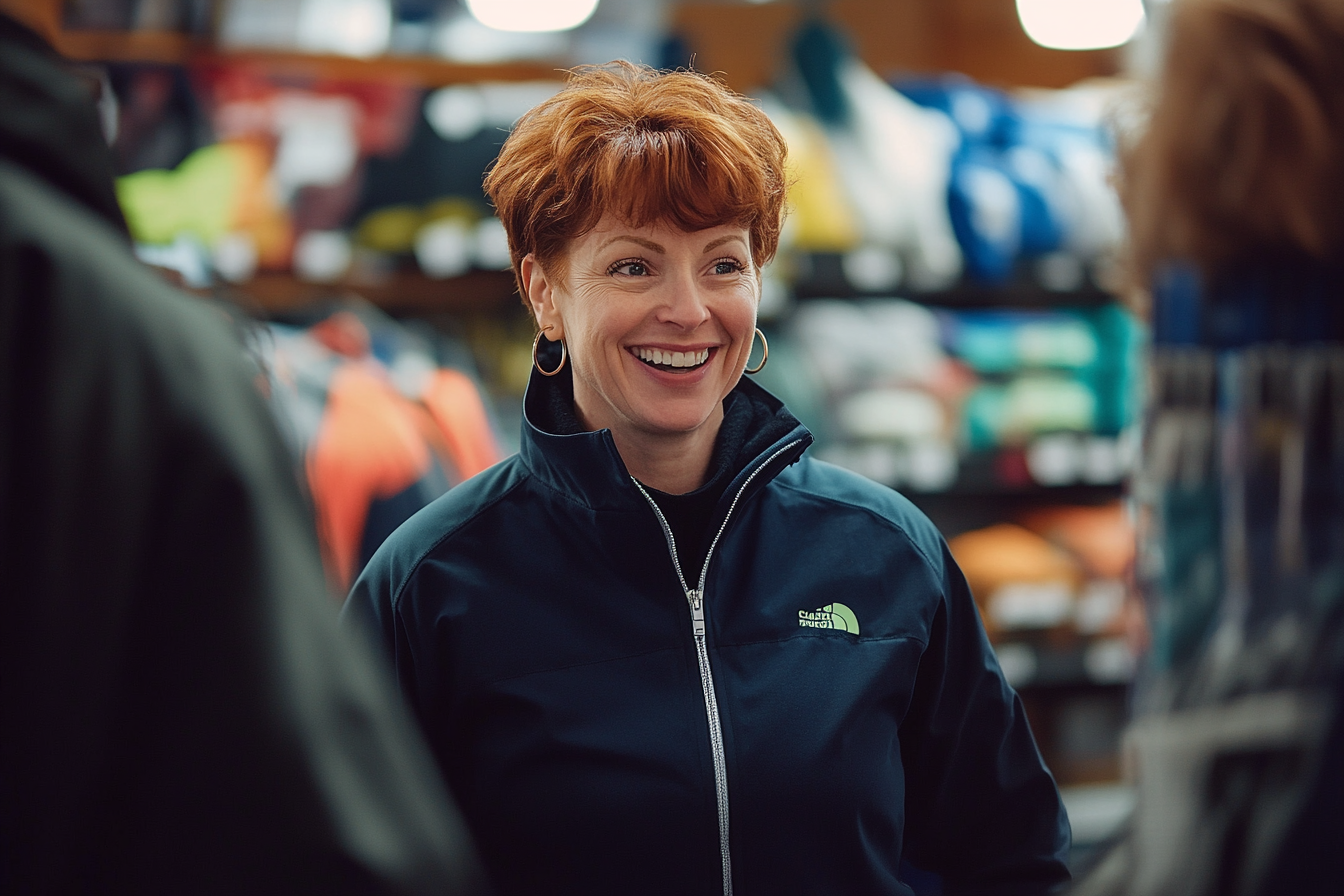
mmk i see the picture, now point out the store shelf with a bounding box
[222,268,519,317]
[53,29,566,86]
[814,442,1127,523]
[1014,662,1132,787]
[791,252,1120,308]
[1061,782,1134,867]
[53,28,199,65]
[995,638,1136,690]
[947,445,1125,494]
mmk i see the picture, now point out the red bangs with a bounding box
[585,126,763,238]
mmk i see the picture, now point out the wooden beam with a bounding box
[671,0,1122,92]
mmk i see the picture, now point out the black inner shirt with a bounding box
[639,404,753,589]
[537,372,776,590]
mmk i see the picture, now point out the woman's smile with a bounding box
[631,345,713,372]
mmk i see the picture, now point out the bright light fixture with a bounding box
[464,0,599,33]
[1016,0,1146,50]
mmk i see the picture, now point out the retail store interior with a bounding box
[14,1,1342,893]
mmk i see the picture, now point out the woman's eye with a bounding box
[609,260,648,277]
[712,259,745,275]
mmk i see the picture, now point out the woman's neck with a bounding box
[605,415,722,495]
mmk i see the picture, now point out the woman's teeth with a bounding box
[636,347,710,369]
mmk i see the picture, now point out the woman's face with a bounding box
[525,214,759,451]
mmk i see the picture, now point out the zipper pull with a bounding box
[687,589,706,638]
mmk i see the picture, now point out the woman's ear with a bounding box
[521,254,564,341]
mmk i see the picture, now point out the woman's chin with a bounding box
[627,403,723,441]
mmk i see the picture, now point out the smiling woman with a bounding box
[522,216,759,493]
[486,62,784,492]
[343,61,1072,896]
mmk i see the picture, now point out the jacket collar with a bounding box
[520,364,812,513]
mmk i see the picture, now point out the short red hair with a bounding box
[484,61,788,302]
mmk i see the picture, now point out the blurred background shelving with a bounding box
[36,0,1148,861]
[52,31,565,84]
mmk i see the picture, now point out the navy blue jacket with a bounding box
[345,369,1070,896]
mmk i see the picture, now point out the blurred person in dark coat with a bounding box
[0,5,484,893]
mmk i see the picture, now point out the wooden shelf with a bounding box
[222,269,521,317]
[791,253,1121,308]
[53,28,199,65]
[52,29,567,86]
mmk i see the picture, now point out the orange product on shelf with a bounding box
[292,307,503,596]
[307,363,437,593]
[1017,501,1134,580]
[949,522,1081,597]
[421,368,501,480]
[227,138,293,269]
[947,522,1083,635]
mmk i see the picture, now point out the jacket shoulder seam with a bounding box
[772,477,947,591]
[389,472,529,614]
[518,460,638,513]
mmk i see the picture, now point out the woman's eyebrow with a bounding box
[702,235,746,254]
[598,235,665,254]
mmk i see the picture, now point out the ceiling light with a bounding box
[1016,0,1146,51]
[464,0,599,33]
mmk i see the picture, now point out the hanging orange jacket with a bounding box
[268,310,501,596]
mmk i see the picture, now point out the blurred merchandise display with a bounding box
[218,0,395,58]
[945,500,1142,789]
[51,0,1148,817]
[772,20,965,290]
[54,4,1136,317]
[107,63,547,304]
[253,299,503,595]
[1081,259,1344,896]
[898,73,1127,288]
[64,0,653,61]
[1134,260,1344,708]
[786,298,1142,495]
[765,18,1130,297]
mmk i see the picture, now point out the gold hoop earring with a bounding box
[532,330,567,376]
[744,327,768,375]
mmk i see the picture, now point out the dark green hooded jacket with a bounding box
[0,15,483,894]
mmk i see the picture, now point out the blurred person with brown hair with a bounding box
[0,5,485,893]
[1073,1,1344,894]
[1121,0,1344,289]
[344,61,1070,896]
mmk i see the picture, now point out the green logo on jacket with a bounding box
[798,602,860,635]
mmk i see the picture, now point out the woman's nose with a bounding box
[657,273,712,328]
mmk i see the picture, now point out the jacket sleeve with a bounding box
[343,545,427,718]
[897,539,1072,895]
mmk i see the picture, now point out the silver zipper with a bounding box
[632,439,802,896]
